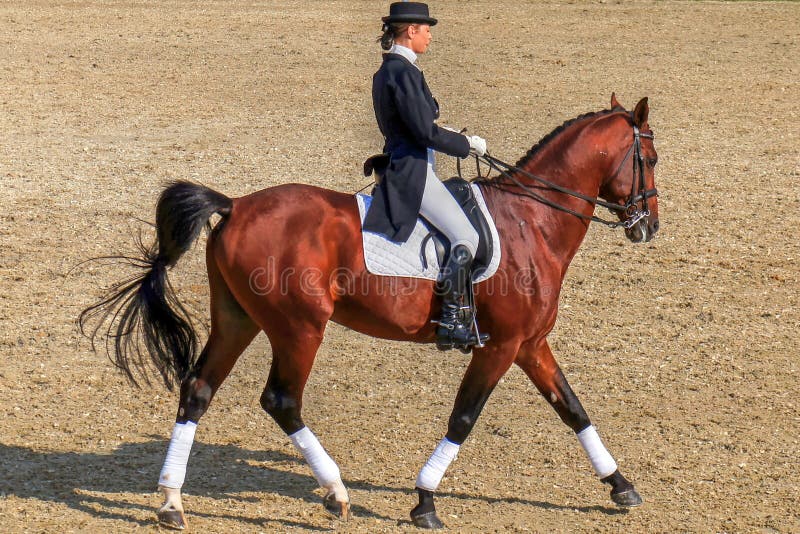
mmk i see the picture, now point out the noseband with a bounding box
[475,124,658,229]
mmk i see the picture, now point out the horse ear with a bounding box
[610,92,623,110]
[632,97,649,127]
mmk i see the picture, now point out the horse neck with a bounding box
[491,116,616,269]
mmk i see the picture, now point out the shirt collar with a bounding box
[388,44,418,67]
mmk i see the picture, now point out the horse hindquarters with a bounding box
[207,189,351,518]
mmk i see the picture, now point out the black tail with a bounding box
[78,181,232,390]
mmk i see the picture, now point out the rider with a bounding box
[362,2,488,351]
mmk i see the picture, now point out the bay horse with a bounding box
[80,94,659,530]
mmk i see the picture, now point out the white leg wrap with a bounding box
[290,426,348,502]
[158,421,197,489]
[415,438,460,491]
[577,425,618,478]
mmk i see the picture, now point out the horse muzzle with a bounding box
[624,215,659,243]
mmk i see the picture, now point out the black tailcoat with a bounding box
[363,53,470,243]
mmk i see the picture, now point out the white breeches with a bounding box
[418,149,479,257]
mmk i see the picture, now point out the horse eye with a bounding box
[647,158,658,168]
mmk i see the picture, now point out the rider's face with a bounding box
[408,24,432,54]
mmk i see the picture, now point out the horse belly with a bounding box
[330,273,438,342]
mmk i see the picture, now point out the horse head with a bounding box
[600,94,660,243]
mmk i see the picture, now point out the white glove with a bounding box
[467,135,487,157]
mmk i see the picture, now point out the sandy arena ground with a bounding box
[1,1,798,532]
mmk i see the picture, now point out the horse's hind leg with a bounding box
[157,250,260,530]
[257,310,350,519]
[515,339,643,507]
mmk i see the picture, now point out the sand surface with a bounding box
[0,1,798,532]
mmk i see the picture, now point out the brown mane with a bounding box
[513,108,626,168]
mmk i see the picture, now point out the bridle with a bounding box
[473,124,657,229]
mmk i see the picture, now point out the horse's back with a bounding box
[233,183,358,223]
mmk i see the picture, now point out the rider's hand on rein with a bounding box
[467,135,487,157]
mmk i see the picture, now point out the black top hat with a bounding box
[382,2,438,26]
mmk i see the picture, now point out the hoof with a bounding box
[611,488,643,507]
[157,509,187,530]
[323,491,350,520]
[411,510,444,529]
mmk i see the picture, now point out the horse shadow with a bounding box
[0,439,625,529]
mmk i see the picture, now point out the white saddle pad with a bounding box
[355,184,501,282]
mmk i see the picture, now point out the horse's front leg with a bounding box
[516,339,643,507]
[410,341,518,529]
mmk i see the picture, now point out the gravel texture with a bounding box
[0,1,798,532]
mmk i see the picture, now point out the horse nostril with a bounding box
[652,220,660,232]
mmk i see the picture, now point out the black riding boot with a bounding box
[435,245,486,351]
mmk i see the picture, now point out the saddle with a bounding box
[363,154,494,280]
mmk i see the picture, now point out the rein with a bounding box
[474,126,657,229]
